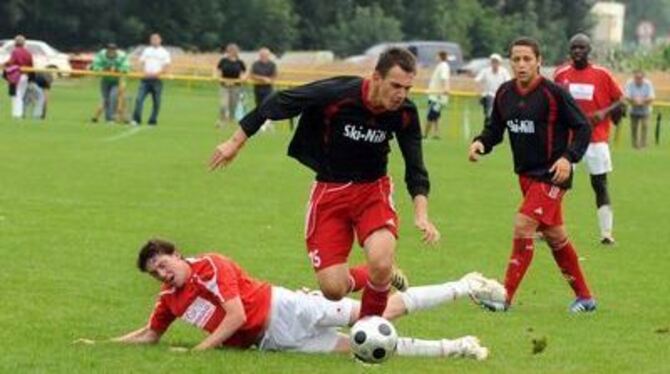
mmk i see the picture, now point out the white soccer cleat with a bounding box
[461,272,507,307]
[443,336,489,360]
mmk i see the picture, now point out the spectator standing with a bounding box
[475,54,511,125]
[250,47,277,132]
[5,35,33,119]
[24,72,52,119]
[624,70,655,149]
[424,51,450,139]
[216,43,246,127]
[132,33,171,126]
[91,43,130,123]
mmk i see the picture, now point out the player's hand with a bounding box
[209,140,241,171]
[549,157,571,184]
[415,217,440,245]
[72,338,96,345]
[468,141,485,162]
[169,346,189,353]
[590,110,605,124]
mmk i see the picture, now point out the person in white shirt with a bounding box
[132,33,171,126]
[424,51,450,139]
[475,53,511,126]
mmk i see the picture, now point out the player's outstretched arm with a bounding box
[110,325,162,344]
[413,195,440,245]
[209,129,248,171]
[192,296,247,351]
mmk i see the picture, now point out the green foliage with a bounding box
[322,4,403,56]
[0,0,597,60]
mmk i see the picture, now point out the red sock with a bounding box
[550,240,592,299]
[359,281,390,319]
[504,238,535,304]
[348,265,369,293]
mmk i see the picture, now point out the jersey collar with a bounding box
[361,78,387,114]
[514,75,543,96]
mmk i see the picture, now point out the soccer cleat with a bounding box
[444,336,489,360]
[391,266,409,292]
[569,298,597,313]
[461,272,507,308]
[478,299,510,312]
[600,236,616,246]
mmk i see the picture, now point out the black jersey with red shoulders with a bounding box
[239,76,429,198]
[474,77,591,189]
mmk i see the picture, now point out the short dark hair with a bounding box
[509,37,541,58]
[375,47,416,77]
[438,51,448,61]
[137,238,177,272]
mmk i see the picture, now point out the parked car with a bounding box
[346,41,464,71]
[0,39,72,76]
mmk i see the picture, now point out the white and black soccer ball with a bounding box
[349,316,398,364]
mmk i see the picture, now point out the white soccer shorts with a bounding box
[582,142,613,175]
[258,287,355,353]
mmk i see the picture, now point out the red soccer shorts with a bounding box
[518,175,566,227]
[305,176,399,271]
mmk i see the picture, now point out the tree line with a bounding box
[0,0,660,64]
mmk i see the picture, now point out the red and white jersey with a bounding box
[148,253,272,348]
[554,63,623,143]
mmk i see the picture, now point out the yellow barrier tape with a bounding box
[20,66,670,107]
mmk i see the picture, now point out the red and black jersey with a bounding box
[474,77,591,189]
[239,76,429,198]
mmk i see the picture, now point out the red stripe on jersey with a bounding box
[542,87,558,160]
[514,76,543,96]
[323,98,355,144]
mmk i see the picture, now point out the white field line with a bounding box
[103,127,144,142]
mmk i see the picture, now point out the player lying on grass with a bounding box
[80,239,505,359]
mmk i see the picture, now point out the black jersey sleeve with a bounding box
[555,86,592,163]
[239,76,355,137]
[473,85,507,153]
[395,107,430,198]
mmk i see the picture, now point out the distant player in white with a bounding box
[424,51,450,139]
[475,53,511,125]
[76,239,505,360]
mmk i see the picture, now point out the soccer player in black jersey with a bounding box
[468,37,597,313]
[209,48,440,319]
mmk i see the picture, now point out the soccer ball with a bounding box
[349,316,398,364]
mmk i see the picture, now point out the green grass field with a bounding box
[1,78,669,373]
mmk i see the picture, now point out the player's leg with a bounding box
[590,173,614,244]
[132,80,149,124]
[382,273,505,320]
[498,213,540,307]
[640,116,649,148]
[360,228,395,318]
[631,116,640,148]
[542,225,596,312]
[315,264,352,301]
[305,182,358,300]
[586,143,615,244]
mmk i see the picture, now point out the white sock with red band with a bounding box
[399,281,469,314]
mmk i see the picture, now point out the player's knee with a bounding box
[319,281,349,301]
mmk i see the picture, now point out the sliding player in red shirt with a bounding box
[84,238,506,359]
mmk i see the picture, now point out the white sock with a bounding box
[396,337,445,357]
[597,205,614,237]
[399,281,469,314]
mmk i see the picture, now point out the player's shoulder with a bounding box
[188,253,233,277]
[590,64,617,80]
[496,79,516,96]
[553,63,574,78]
